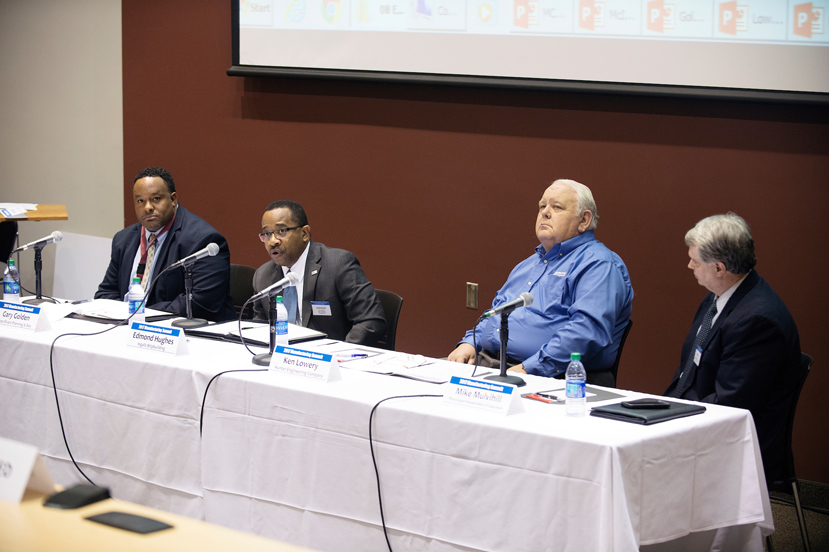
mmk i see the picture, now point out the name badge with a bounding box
[311,301,332,316]
[443,376,525,416]
[126,321,188,356]
[270,345,341,382]
[693,346,702,366]
[0,301,51,332]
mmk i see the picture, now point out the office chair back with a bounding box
[229,264,257,319]
[0,221,18,262]
[609,319,634,386]
[375,289,403,351]
[767,352,813,552]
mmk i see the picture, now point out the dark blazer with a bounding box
[665,270,801,484]
[252,241,386,345]
[95,206,235,322]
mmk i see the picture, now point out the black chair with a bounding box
[229,264,257,319]
[375,289,403,351]
[609,319,633,387]
[767,352,813,552]
[0,221,18,262]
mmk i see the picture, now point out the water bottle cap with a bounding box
[132,277,141,284]
[276,295,283,301]
[570,352,581,360]
[7,259,14,266]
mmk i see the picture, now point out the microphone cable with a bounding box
[469,314,486,378]
[238,296,260,356]
[10,269,58,304]
[198,367,267,437]
[197,298,268,436]
[47,263,174,486]
[368,394,442,552]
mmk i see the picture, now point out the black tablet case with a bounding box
[590,400,706,425]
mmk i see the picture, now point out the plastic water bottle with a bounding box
[3,259,20,303]
[275,295,288,346]
[126,277,145,315]
[565,352,587,417]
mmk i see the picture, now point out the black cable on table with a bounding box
[368,394,442,552]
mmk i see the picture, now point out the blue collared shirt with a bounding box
[461,230,633,378]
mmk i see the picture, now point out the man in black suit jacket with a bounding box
[252,200,385,345]
[95,167,235,322]
[665,213,801,484]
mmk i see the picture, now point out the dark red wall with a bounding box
[123,1,829,482]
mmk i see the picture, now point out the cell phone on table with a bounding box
[621,398,671,409]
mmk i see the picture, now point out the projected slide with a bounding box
[236,0,829,95]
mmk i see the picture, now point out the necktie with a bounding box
[282,268,299,324]
[669,300,718,398]
[141,233,157,290]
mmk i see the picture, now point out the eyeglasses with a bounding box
[258,226,302,242]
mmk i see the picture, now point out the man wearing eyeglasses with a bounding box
[252,200,386,345]
[95,167,236,321]
[447,179,633,387]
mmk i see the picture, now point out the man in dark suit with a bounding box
[665,212,801,484]
[95,167,235,322]
[252,200,385,345]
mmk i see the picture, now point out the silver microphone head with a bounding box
[52,231,63,243]
[206,242,219,256]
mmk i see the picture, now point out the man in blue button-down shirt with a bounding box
[448,179,633,386]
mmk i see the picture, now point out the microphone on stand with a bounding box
[12,231,63,254]
[251,271,300,366]
[169,243,220,330]
[482,292,534,388]
[249,271,300,302]
[482,292,533,318]
[168,242,219,269]
[18,231,64,305]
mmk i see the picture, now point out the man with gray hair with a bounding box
[448,179,634,386]
[665,212,800,484]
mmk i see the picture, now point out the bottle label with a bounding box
[275,320,288,335]
[128,299,145,315]
[566,380,585,399]
[4,281,19,295]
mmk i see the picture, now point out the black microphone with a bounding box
[249,271,300,302]
[168,243,219,268]
[482,292,533,318]
[12,231,63,253]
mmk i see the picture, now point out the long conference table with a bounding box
[1,306,773,552]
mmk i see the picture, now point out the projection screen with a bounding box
[230,0,829,103]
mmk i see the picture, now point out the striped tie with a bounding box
[141,233,157,289]
[669,300,718,398]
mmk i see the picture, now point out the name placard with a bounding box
[270,345,341,382]
[0,436,55,504]
[0,301,51,332]
[126,321,188,356]
[443,376,525,416]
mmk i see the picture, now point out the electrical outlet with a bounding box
[466,282,478,309]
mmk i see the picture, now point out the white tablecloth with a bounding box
[198,364,772,552]
[0,315,772,551]
[1,316,207,516]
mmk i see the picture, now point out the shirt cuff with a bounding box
[522,354,563,378]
